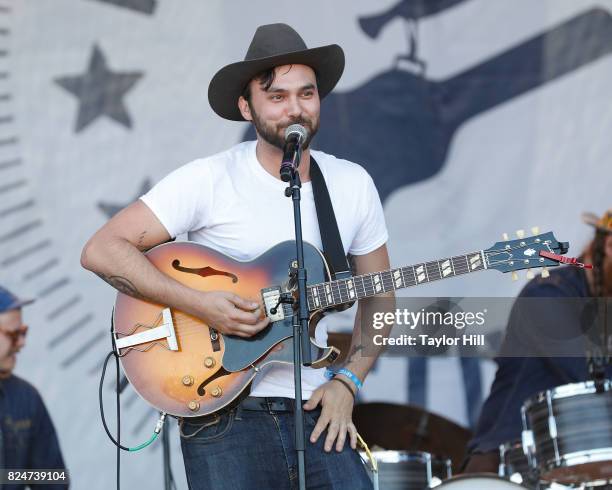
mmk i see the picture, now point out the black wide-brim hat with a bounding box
[208,23,345,121]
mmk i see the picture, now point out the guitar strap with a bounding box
[310,156,352,281]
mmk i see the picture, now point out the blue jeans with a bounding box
[179,397,373,490]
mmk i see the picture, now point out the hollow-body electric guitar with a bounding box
[113,232,571,417]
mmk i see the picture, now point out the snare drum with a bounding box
[435,474,528,488]
[360,450,451,489]
[521,380,612,485]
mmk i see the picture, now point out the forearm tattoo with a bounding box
[95,273,145,300]
[136,230,148,251]
[347,344,364,363]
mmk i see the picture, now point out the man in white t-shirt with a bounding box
[81,23,391,489]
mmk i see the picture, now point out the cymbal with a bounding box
[353,402,472,473]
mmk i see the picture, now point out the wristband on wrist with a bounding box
[324,367,364,390]
[325,368,363,391]
[334,368,363,391]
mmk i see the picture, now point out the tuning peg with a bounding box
[516,229,525,239]
[502,232,509,241]
[531,226,540,235]
[541,267,550,279]
[526,268,534,279]
[511,271,519,281]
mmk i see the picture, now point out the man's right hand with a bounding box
[197,291,270,338]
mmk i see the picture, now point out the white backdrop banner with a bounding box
[1,0,611,488]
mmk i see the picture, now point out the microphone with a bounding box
[280,124,308,182]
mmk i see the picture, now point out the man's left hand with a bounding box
[303,380,358,452]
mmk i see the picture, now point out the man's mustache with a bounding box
[279,117,312,130]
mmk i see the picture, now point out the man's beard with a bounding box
[249,104,319,151]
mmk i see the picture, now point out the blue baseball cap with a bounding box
[0,286,34,314]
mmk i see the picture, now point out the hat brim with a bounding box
[208,44,345,121]
[14,297,35,308]
[582,211,612,233]
[0,297,34,314]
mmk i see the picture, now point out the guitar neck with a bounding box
[306,250,487,310]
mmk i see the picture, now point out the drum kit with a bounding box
[353,380,611,489]
[329,315,612,490]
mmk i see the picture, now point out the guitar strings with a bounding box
[117,243,552,341]
[118,260,498,336]
[309,240,552,293]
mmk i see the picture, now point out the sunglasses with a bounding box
[0,325,28,344]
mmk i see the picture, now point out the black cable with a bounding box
[99,313,166,488]
[99,351,131,451]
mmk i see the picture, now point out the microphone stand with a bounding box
[587,297,610,393]
[281,143,311,490]
[162,421,172,490]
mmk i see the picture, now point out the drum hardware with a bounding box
[500,439,537,487]
[500,439,557,490]
[521,428,537,475]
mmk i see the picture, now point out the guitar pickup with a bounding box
[115,308,178,352]
[262,287,286,322]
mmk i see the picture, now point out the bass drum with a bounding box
[435,474,529,489]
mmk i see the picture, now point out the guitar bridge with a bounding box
[115,308,178,352]
[262,287,286,322]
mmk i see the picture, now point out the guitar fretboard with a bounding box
[306,251,487,310]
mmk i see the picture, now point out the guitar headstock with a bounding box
[484,230,569,276]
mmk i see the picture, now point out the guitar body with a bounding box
[113,240,339,418]
[112,230,570,418]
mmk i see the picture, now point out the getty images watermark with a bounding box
[358,297,611,358]
[371,307,487,348]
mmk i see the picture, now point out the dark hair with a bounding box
[241,65,320,102]
[241,68,276,102]
[590,230,606,297]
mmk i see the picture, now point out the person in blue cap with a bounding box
[0,286,68,489]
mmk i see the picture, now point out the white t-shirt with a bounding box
[140,140,388,398]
